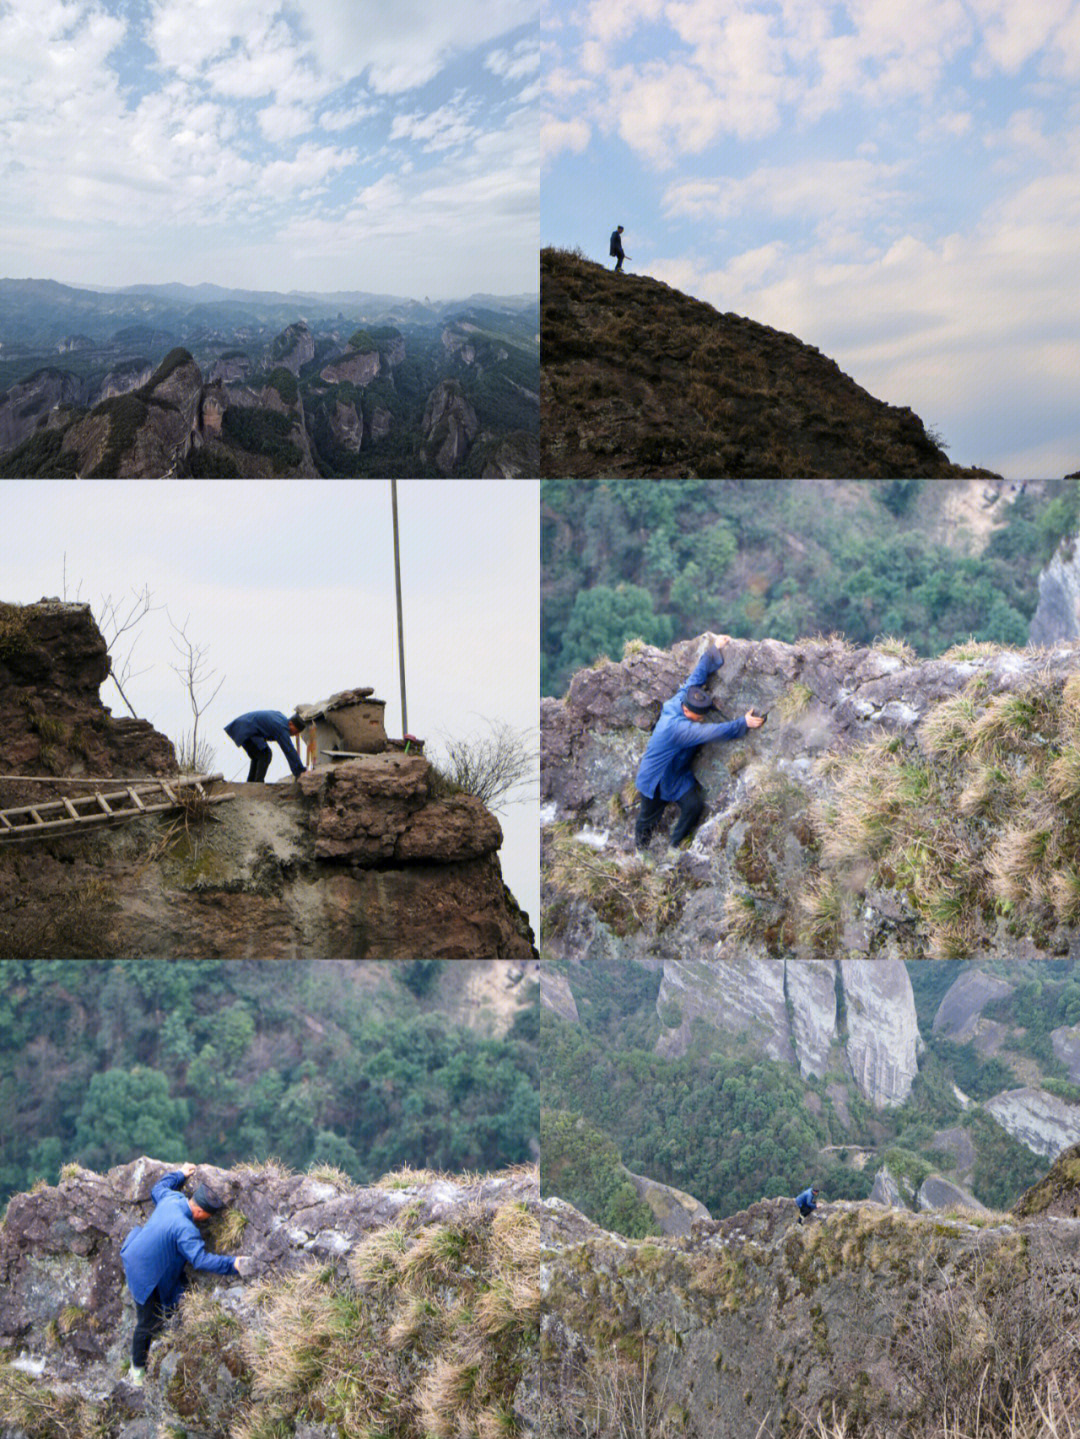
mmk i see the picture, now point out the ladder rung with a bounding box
[127,788,146,811]
[62,796,79,820]
[97,793,113,816]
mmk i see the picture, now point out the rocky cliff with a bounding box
[539,1170,1080,1438]
[0,1158,541,1439]
[1030,532,1080,645]
[542,631,1080,961]
[540,247,998,479]
[0,601,535,959]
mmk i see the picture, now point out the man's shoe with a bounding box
[127,1366,145,1387]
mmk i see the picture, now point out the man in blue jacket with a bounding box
[635,635,764,857]
[795,1185,820,1224]
[121,1165,253,1385]
[224,709,306,782]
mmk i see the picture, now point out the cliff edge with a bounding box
[0,1158,540,1439]
[0,600,535,958]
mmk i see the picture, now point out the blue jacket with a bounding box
[635,647,748,801]
[224,710,305,776]
[610,229,625,257]
[796,1187,818,1213]
[120,1172,236,1306]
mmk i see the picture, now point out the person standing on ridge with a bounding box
[224,709,306,782]
[120,1165,253,1386]
[610,225,626,272]
[634,634,765,863]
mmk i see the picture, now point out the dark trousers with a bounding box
[242,740,272,783]
[132,1288,169,1367]
[614,255,624,271]
[635,782,705,851]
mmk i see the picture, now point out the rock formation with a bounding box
[0,369,88,455]
[421,380,479,475]
[1030,534,1080,644]
[984,1088,1080,1158]
[0,600,535,959]
[557,957,918,1110]
[540,247,998,479]
[538,1178,1080,1438]
[542,632,1080,960]
[268,321,315,376]
[0,1158,541,1439]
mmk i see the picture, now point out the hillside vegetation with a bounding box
[0,960,538,1207]
[540,959,1080,1232]
[540,248,998,478]
[542,478,1080,697]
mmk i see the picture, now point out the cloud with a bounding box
[541,113,591,162]
[485,40,543,80]
[663,159,909,235]
[389,95,480,152]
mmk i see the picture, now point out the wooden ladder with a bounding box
[0,774,233,845]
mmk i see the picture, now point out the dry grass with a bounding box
[802,673,1080,954]
[236,1200,541,1439]
[543,831,693,936]
[873,634,917,664]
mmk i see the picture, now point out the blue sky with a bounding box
[541,0,1080,477]
[5,478,539,935]
[0,0,539,298]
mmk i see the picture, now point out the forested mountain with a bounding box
[542,478,1080,697]
[0,959,538,1207]
[0,281,538,477]
[541,958,1080,1235]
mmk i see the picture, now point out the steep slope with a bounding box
[0,1158,541,1439]
[1,600,535,958]
[542,631,1080,960]
[540,248,998,478]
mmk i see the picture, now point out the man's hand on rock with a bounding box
[234,1256,256,1278]
[180,1163,197,1178]
[712,633,732,649]
[745,710,767,729]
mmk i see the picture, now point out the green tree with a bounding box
[557,583,673,680]
[74,1068,189,1170]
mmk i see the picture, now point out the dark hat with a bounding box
[684,686,715,717]
[288,712,305,730]
[192,1183,225,1212]
[617,224,624,231]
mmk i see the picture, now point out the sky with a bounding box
[541,0,1080,478]
[5,478,539,935]
[0,0,539,299]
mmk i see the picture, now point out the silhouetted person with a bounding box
[610,225,626,272]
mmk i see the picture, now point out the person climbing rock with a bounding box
[610,225,626,272]
[634,635,765,860]
[121,1165,253,1386]
[795,1185,821,1224]
[224,709,306,782]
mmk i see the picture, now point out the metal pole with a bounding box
[391,480,408,738]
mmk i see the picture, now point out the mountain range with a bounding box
[0,279,538,477]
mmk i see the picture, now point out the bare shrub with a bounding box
[431,718,537,812]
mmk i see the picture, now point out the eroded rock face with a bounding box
[841,960,918,1109]
[540,967,579,1024]
[421,380,479,475]
[984,1088,1080,1158]
[540,1191,1078,1438]
[786,959,837,1079]
[933,969,1015,1039]
[0,603,535,959]
[917,1176,985,1211]
[0,1159,541,1439]
[319,349,380,387]
[0,368,88,454]
[0,599,176,813]
[623,1167,710,1235]
[268,321,315,376]
[1030,540,1080,644]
